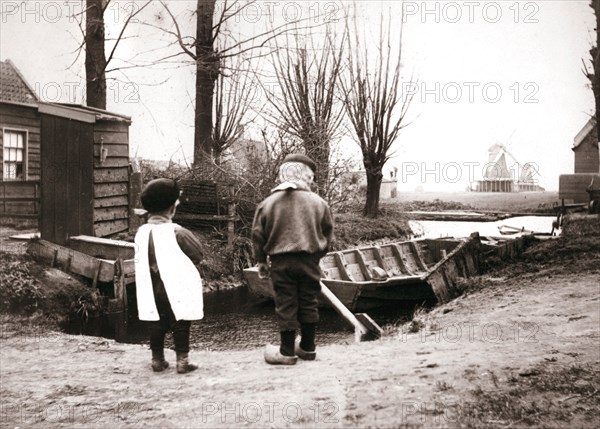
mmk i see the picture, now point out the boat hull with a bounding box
[243,235,482,311]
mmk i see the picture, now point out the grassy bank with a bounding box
[0,252,103,329]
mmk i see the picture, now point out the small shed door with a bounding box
[41,115,94,245]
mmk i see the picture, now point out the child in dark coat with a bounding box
[134,178,204,373]
[252,154,334,365]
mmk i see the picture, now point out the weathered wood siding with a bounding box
[93,120,130,237]
[0,103,41,179]
[0,180,39,218]
[574,131,600,174]
[40,114,94,245]
[559,173,600,203]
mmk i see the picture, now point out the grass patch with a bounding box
[460,363,600,428]
[0,251,102,328]
[332,203,412,250]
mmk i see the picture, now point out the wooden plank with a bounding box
[93,167,129,183]
[93,144,129,158]
[94,195,129,208]
[54,116,69,244]
[70,235,135,262]
[174,213,239,222]
[95,182,128,198]
[319,280,380,342]
[0,104,40,119]
[94,219,129,237]
[0,181,39,198]
[94,206,129,222]
[27,239,115,282]
[0,114,41,128]
[40,114,56,243]
[93,122,130,133]
[333,253,353,281]
[93,131,128,144]
[93,157,129,168]
[66,119,81,242]
[409,241,429,271]
[1,201,36,214]
[559,174,600,202]
[79,122,95,237]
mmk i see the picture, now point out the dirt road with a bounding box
[2,255,598,428]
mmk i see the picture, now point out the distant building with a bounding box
[559,118,600,203]
[572,118,600,173]
[472,143,544,192]
[221,138,267,173]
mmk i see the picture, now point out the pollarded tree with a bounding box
[339,7,414,218]
[266,26,347,196]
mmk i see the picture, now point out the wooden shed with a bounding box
[37,103,132,245]
[572,118,600,174]
[558,118,600,204]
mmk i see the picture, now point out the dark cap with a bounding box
[282,153,316,173]
[140,178,180,213]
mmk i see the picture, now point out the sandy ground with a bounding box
[1,255,598,428]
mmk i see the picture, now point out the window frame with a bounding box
[2,127,28,181]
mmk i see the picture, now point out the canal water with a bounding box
[69,215,554,349]
[409,215,556,239]
[119,286,415,351]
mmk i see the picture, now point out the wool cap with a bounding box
[282,153,316,173]
[140,178,180,213]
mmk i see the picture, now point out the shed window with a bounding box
[3,130,26,180]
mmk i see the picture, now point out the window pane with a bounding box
[16,149,23,162]
[16,133,24,148]
[4,163,15,180]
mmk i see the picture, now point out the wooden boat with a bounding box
[243,234,482,312]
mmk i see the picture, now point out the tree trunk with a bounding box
[364,167,383,218]
[594,0,600,140]
[305,138,330,197]
[85,0,107,109]
[194,0,219,167]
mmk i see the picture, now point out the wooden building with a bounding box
[0,60,133,244]
[559,118,600,203]
[0,59,41,222]
[572,118,599,173]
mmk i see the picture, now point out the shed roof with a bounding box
[573,117,596,149]
[0,59,39,105]
[39,102,132,124]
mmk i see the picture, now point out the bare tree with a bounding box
[339,9,414,218]
[266,26,347,196]
[212,57,259,163]
[85,0,107,108]
[73,0,151,108]
[158,0,326,166]
[584,0,600,138]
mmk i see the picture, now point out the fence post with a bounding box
[227,184,235,251]
[129,170,143,234]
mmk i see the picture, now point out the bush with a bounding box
[0,253,45,314]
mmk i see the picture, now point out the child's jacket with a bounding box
[135,222,204,321]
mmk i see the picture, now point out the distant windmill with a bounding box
[476,130,542,192]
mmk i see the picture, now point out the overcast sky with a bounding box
[0,0,594,191]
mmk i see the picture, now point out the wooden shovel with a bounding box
[319,281,383,342]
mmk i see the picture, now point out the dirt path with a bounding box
[1,261,599,428]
